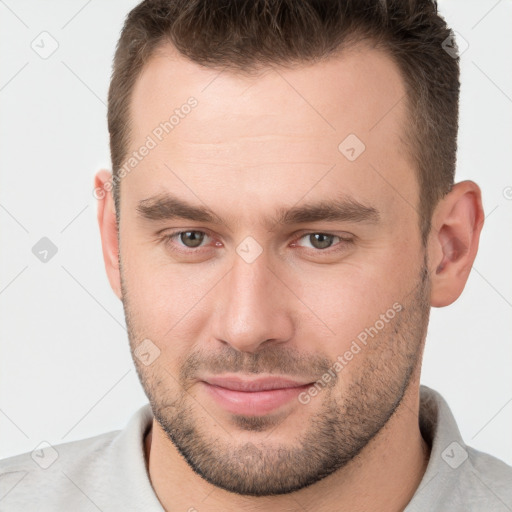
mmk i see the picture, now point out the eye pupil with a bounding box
[310,233,333,249]
[180,231,204,248]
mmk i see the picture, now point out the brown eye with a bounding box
[179,231,205,248]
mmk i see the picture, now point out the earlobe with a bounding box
[428,181,484,307]
[94,169,122,300]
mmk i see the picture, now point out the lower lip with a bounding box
[202,382,311,416]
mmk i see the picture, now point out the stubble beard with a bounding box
[121,256,431,496]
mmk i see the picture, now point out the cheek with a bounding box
[121,242,218,348]
[291,248,418,348]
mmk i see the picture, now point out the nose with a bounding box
[212,247,295,353]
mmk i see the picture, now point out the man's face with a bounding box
[118,44,431,495]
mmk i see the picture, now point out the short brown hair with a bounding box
[108,0,460,242]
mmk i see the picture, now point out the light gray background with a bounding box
[1,0,511,466]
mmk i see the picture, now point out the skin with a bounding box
[95,42,484,511]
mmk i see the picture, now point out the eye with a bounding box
[294,233,353,251]
[158,230,354,257]
[163,230,211,249]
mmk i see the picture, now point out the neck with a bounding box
[144,382,430,512]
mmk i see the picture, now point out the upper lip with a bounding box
[202,376,312,392]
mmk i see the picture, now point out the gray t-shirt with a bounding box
[1,385,511,511]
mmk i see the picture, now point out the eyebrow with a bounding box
[136,192,380,228]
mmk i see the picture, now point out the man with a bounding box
[1,0,511,510]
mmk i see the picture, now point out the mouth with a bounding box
[200,375,313,416]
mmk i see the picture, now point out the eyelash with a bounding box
[158,230,354,255]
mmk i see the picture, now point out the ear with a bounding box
[427,180,484,307]
[94,170,122,300]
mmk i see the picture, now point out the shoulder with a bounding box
[0,404,156,511]
[431,447,512,510]
[0,430,120,510]
[463,445,512,505]
[411,385,512,511]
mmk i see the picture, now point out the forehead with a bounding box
[130,42,408,138]
[124,43,416,224]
